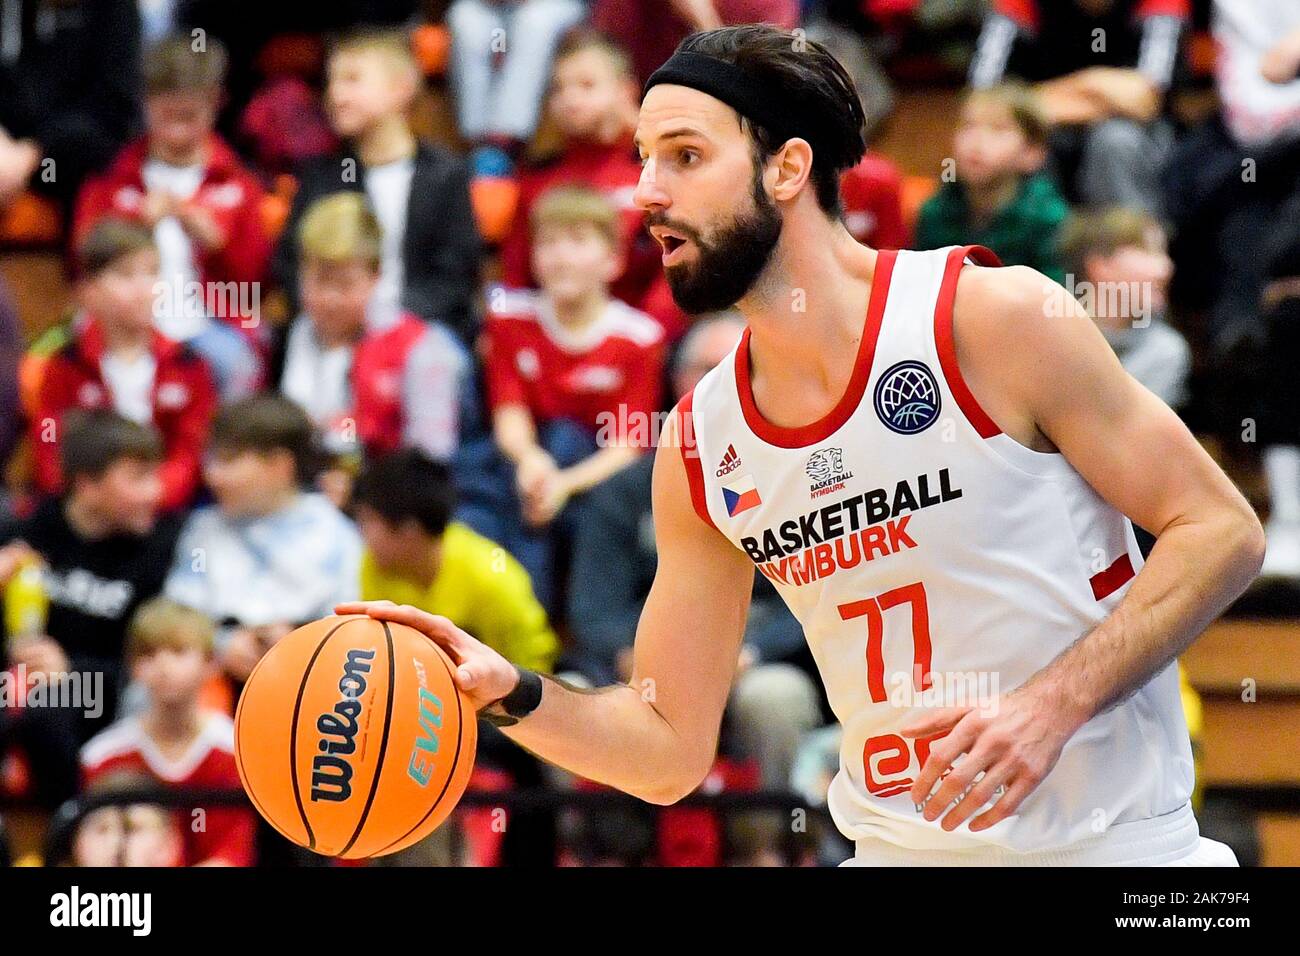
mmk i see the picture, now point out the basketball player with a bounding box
[339,25,1265,865]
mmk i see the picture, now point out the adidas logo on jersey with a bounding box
[715,443,742,477]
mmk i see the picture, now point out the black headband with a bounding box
[642,51,795,141]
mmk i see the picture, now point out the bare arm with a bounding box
[1035,68,1160,125]
[338,412,755,804]
[558,445,641,496]
[491,404,541,465]
[904,265,1264,831]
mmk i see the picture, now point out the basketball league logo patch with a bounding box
[874,360,941,435]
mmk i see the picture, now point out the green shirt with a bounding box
[914,173,1069,285]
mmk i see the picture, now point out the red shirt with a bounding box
[34,317,216,511]
[484,289,666,442]
[840,153,909,250]
[80,712,256,867]
[73,135,271,330]
[500,138,688,341]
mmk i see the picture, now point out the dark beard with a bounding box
[657,171,782,315]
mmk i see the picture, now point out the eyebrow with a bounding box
[634,127,709,152]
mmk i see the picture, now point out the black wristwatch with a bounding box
[481,666,544,727]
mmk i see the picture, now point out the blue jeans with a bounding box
[454,418,597,619]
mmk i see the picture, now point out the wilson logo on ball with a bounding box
[310,647,376,803]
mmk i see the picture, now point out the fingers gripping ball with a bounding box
[234,615,477,859]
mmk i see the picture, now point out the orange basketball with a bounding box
[234,615,477,859]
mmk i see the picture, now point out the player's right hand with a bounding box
[333,601,520,711]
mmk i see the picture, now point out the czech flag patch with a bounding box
[722,474,762,517]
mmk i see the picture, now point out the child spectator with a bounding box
[33,219,216,512]
[164,395,361,684]
[81,598,256,866]
[279,193,471,471]
[62,771,186,868]
[474,185,665,613]
[915,84,1069,283]
[1059,207,1190,411]
[354,449,558,674]
[968,0,1187,212]
[0,411,182,807]
[447,0,587,175]
[500,29,685,340]
[567,314,821,789]
[73,35,270,399]
[273,29,482,343]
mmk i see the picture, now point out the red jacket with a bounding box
[840,153,909,251]
[500,137,687,341]
[353,313,467,460]
[73,135,271,329]
[34,319,216,511]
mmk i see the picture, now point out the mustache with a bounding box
[644,212,703,245]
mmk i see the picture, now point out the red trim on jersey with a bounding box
[1135,0,1190,19]
[675,388,716,531]
[934,245,1004,439]
[1090,553,1136,600]
[993,0,1039,31]
[734,249,897,449]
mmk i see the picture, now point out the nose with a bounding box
[633,158,669,214]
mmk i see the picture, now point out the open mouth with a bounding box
[651,227,691,264]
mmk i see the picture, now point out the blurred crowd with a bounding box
[0,0,1296,866]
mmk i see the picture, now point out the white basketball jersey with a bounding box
[676,246,1194,852]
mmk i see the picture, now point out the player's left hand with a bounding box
[899,686,1085,833]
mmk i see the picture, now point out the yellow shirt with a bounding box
[360,522,559,673]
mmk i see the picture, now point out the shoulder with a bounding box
[951,261,1130,439]
[178,503,224,535]
[1143,319,1192,361]
[300,492,358,529]
[295,152,355,188]
[952,261,1085,367]
[200,710,236,753]
[415,142,471,180]
[442,522,524,586]
[1019,174,1070,221]
[485,286,544,324]
[442,521,491,561]
[602,300,665,349]
[81,717,143,770]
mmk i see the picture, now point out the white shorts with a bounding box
[840,803,1239,867]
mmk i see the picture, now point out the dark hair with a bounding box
[209,395,318,485]
[353,449,456,536]
[77,218,156,279]
[144,34,229,94]
[677,25,866,216]
[60,410,163,482]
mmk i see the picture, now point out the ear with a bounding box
[769,138,815,203]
